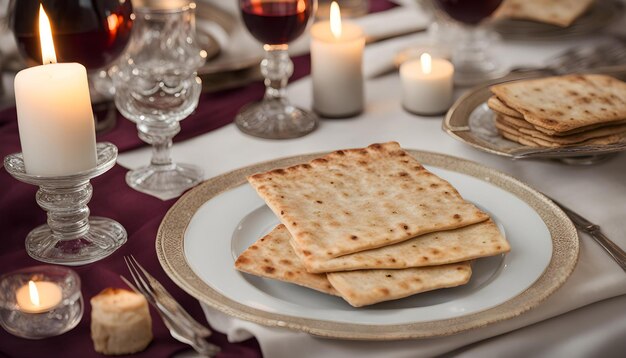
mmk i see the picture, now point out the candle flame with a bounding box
[330,1,342,39]
[420,53,432,75]
[28,281,40,307]
[39,5,57,64]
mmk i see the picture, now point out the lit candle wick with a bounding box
[28,280,40,307]
[330,1,342,39]
[39,4,57,65]
[420,53,432,75]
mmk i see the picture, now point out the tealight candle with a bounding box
[14,5,97,176]
[400,53,454,115]
[0,266,83,339]
[311,1,365,118]
[15,280,63,313]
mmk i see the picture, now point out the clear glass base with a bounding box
[235,101,318,139]
[126,163,204,200]
[26,217,126,266]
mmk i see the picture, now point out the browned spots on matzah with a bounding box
[236,256,249,265]
[248,142,489,269]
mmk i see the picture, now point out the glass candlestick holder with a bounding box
[0,266,83,339]
[3,142,127,266]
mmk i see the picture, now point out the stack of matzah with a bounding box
[235,142,510,307]
[494,0,594,27]
[488,74,626,148]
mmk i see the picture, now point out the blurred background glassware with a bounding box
[393,0,455,74]
[110,1,206,199]
[235,0,318,139]
[9,0,134,131]
[433,0,506,86]
[316,0,368,19]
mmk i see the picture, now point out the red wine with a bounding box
[241,0,312,45]
[12,0,133,70]
[435,0,503,25]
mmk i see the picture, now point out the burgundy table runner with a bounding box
[0,1,397,357]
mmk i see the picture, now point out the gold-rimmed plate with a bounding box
[443,69,626,163]
[156,150,578,340]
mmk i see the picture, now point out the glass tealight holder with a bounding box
[0,266,83,339]
[3,142,127,266]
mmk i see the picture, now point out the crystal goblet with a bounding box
[236,0,318,139]
[111,2,206,199]
[434,0,506,86]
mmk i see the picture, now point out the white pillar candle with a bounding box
[310,2,365,118]
[400,53,454,116]
[14,5,96,176]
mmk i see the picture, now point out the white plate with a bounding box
[157,150,578,339]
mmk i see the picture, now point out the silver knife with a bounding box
[549,197,626,272]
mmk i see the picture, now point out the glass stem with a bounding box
[261,44,293,101]
[136,120,181,167]
[453,26,488,65]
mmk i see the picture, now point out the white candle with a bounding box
[400,53,454,115]
[16,280,63,313]
[14,5,97,176]
[311,2,365,118]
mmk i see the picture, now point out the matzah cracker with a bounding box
[248,142,489,262]
[327,262,472,307]
[292,219,509,273]
[235,225,339,295]
[494,0,594,27]
[497,113,626,137]
[518,122,626,144]
[488,96,524,119]
[491,74,626,133]
[495,117,624,147]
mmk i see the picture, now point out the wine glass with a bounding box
[10,0,133,131]
[110,2,206,199]
[236,0,318,139]
[433,0,506,86]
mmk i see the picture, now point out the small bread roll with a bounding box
[91,288,153,355]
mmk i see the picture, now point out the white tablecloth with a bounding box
[118,4,626,357]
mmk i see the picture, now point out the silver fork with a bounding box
[510,37,626,75]
[120,276,220,357]
[122,257,220,356]
[125,255,212,337]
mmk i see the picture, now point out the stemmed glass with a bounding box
[236,0,318,139]
[433,0,506,86]
[111,2,206,199]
